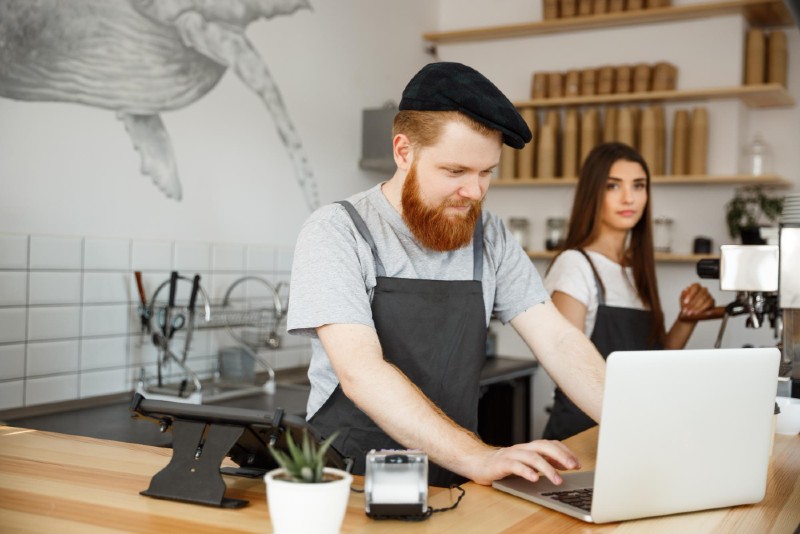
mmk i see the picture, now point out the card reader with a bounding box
[364,450,428,518]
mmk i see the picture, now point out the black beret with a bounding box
[399,62,531,149]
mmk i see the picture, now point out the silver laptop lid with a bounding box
[591,347,779,523]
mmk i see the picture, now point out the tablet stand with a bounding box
[140,419,247,508]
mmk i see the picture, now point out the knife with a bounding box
[134,271,150,333]
[181,274,202,364]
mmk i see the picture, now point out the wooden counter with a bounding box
[1,425,798,533]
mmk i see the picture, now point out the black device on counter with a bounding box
[130,393,352,508]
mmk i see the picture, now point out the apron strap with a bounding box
[336,200,485,282]
[336,200,386,277]
[472,215,484,282]
[576,249,606,305]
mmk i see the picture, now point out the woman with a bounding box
[542,142,715,441]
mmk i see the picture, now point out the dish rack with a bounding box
[134,271,287,404]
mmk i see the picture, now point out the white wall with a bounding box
[0,1,437,244]
[0,1,438,412]
[436,0,800,437]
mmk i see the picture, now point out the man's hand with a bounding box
[466,439,581,486]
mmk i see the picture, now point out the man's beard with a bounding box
[401,163,482,252]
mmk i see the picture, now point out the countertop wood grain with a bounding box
[1,424,798,533]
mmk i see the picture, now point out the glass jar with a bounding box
[740,133,773,176]
[545,217,566,251]
[654,216,674,253]
[508,218,530,250]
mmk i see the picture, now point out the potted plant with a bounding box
[725,186,784,244]
[265,430,351,534]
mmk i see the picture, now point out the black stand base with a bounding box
[140,419,247,508]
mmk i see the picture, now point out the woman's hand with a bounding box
[678,283,715,321]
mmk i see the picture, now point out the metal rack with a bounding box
[134,271,287,404]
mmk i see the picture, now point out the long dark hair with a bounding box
[550,142,665,345]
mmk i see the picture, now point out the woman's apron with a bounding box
[309,201,487,487]
[543,250,662,441]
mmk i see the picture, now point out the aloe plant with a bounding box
[269,429,338,483]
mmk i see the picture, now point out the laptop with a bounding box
[493,347,780,524]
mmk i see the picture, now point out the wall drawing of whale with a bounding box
[0,0,319,210]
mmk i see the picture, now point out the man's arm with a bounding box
[510,300,605,423]
[317,322,580,485]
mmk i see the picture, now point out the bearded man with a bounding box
[288,62,606,487]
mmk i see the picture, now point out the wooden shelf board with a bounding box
[423,0,793,43]
[512,84,794,109]
[492,174,792,187]
[654,252,720,263]
[527,250,719,263]
[650,174,792,185]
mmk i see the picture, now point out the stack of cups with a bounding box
[782,194,800,225]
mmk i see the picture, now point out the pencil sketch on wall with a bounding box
[0,0,319,210]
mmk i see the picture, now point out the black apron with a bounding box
[543,250,662,441]
[309,201,487,487]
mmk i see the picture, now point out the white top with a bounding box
[544,249,644,338]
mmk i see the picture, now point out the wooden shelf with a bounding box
[423,0,793,43]
[513,84,794,109]
[527,250,719,263]
[492,174,792,187]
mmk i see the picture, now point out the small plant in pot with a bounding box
[265,430,351,534]
[725,186,784,244]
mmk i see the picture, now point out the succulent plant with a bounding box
[269,429,338,483]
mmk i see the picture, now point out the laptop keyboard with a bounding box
[541,488,593,512]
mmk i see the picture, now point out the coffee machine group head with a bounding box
[697,226,800,393]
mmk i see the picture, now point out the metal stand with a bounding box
[140,419,246,508]
[134,272,286,404]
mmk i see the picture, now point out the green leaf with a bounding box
[725,186,785,239]
[267,428,340,483]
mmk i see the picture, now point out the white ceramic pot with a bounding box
[264,467,352,534]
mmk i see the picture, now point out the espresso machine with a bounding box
[697,224,800,398]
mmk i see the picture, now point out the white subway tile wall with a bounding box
[27,307,81,341]
[0,380,24,410]
[29,236,82,269]
[0,344,25,380]
[84,238,130,270]
[81,337,128,370]
[0,272,27,306]
[174,242,211,272]
[0,235,28,269]
[276,246,294,272]
[0,309,26,344]
[28,272,82,305]
[25,374,79,406]
[246,245,274,272]
[0,233,309,413]
[83,273,131,303]
[80,368,128,399]
[81,305,130,337]
[26,340,79,376]
[212,243,246,272]
[131,241,172,271]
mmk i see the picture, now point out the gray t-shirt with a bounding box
[288,183,549,417]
